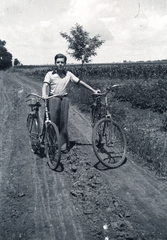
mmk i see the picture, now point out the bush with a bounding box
[114,79,167,113]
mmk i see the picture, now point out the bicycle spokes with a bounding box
[27,114,40,154]
[45,122,61,170]
[92,119,126,168]
[47,133,57,158]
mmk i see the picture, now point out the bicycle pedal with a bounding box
[40,142,45,148]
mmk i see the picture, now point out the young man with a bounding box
[42,53,100,152]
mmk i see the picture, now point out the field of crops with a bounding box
[20,60,167,80]
[16,61,167,177]
[21,61,167,113]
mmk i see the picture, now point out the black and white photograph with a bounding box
[1,0,167,239]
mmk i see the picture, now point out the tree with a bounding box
[0,40,12,70]
[14,58,20,66]
[60,23,105,65]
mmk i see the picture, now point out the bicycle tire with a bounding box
[27,114,40,154]
[92,118,127,168]
[45,122,61,170]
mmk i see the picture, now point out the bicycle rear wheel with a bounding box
[27,114,40,154]
[92,118,126,168]
[45,122,61,170]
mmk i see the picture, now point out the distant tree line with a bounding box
[0,39,21,70]
[14,58,21,66]
[0,40,13,70]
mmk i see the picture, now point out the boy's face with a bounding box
[55,57,66,71]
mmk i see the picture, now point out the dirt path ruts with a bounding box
[0,70,87,240]
[68,100,167,239]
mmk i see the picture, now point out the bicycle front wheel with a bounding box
[92,118,127,168]
[27,114,40,154]
[45,122,61,170]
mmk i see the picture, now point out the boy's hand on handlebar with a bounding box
[93,89,101,94]
[42,94,48,99]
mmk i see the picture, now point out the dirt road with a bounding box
[0,69,167,240]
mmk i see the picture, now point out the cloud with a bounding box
[59,0,116,41]
[147,13,167,30]
[40,20,53,28]
[1,0,167,64]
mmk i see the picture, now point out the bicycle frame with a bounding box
[26,93,62,169]
[104,93,111,119]
[91,84,127,168]
[26,93,61,137]
[91,84,122,126]
[91,96,102,126]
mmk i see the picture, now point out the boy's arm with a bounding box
[79,80,99,93]
[42,83,49,98]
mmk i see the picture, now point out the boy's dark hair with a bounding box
[54,54,67,64]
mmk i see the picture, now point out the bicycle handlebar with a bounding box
[26,93,67,101]
[92,84,124,97]
[27,84,123,101]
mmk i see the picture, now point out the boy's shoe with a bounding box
[61,143,69,153]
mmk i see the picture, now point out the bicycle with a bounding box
[91,85,127,168]
[26,93,61,170]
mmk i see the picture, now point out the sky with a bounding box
[1,0,167,65]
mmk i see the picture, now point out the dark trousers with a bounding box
[49,96,69,146]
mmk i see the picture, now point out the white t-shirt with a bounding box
[44,70,79,96]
